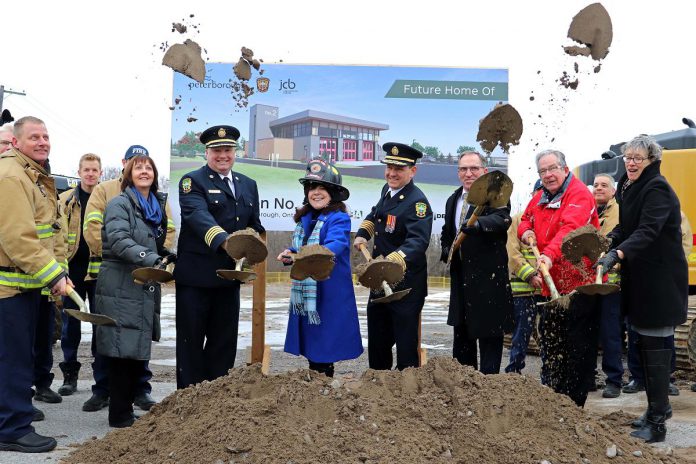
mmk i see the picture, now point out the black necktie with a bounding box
[224,177,235,198]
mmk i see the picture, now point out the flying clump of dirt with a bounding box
[564,2,613,61]
[476,103,523,154]
[231,46,264,109]
[161,14,206,84]
[162,38,206,84]
[559,71,579,90]
[558,2,613,89]
[62,358,675,464]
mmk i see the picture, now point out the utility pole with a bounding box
[0,85,27,125]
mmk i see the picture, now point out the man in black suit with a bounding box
[174,125,264,389]
[354,142,432,370]
[440,151,513,374]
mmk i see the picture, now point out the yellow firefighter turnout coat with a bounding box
[0,148,67,298]
[59,187,83,262]
[83,176,176,277]
[506,213,540,296]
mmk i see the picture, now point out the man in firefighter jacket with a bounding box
[56,153,103,397]
[0,116,71,453]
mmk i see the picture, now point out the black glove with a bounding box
[594,249,620,273]
[460,221,481,236]
[162,253,177,265]
[440,246,450,263]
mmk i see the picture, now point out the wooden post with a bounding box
[249,232,270,374]
[418,312,427,366]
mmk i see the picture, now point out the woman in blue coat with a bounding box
[278,160,363,377]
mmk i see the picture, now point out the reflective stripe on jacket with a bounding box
[507,213,540,296]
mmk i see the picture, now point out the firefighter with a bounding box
[0,116,71,453]
[56,153,103,396]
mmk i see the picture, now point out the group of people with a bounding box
[0,117,690,453]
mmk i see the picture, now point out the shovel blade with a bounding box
[132,267,173,283]
[373,288,411,304]
[576,283,620,296]
[216,269,257,283]
[466,170,513,208]
[63,308,117,326]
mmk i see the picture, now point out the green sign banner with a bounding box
[385,80,507,100]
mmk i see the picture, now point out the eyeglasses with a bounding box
[623,156,650,165]
[0,141,11,146]
[537,165,562,176]
[458,166,483,173]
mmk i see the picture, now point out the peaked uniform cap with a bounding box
[380,142,423,166]
[200,125,241,148]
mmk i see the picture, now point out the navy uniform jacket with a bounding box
[174,165,264,288]
[356,180,433,297]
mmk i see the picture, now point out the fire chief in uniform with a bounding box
[353,143,433,370]
[174,125,264,389]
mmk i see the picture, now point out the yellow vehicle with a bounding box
[573,118,696,293]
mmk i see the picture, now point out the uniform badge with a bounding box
[391,146,399,156]
[218,127,227,138]
[182,177,192,194]
[385,214,397,233]
[415,202,427,218]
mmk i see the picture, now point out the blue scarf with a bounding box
[289,216,325,325]
[129,186,163,228]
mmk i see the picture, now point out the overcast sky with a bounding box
[3,0,695,199]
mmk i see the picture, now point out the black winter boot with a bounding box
[58,371,79,396]
[630,349,671,443]
[631,405,672,429]
[58,362,80,396]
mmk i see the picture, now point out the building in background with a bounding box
[249,104,389,162]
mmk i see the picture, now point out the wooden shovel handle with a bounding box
[595,252,605,285]
[447,205,485,264]
[530,243,561,300]
[359,243,372,262]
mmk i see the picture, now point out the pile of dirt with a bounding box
[64,358,675,464]
[476,103,523,154]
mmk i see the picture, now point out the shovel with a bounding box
[63,284,117,326]
[217,257,257,283]
[529,241,573,309]
[576,253,620,296]
[132,255,175,284]
[447,170,513,264]
[358,244,410,304]
[288,244,335,281]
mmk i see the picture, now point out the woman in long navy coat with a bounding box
[278,160,363,377]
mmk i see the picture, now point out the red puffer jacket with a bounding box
[518,174,600,296]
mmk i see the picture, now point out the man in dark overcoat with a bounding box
[440,151,513,374]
